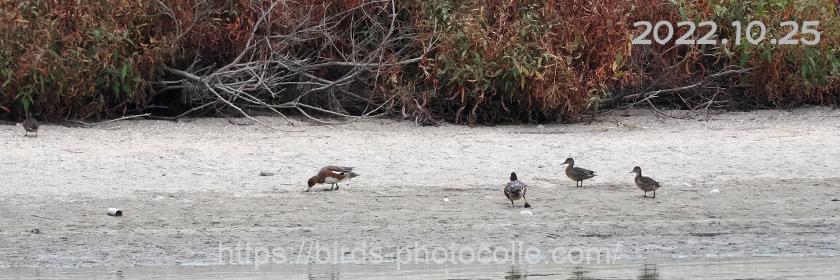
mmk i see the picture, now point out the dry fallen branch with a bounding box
[604,68,753,104]
[70,113,152,127]
[598,67,753,117]
[155,0,431,125]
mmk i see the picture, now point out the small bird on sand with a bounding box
[504,172,531,208]
[631,166,661,198]
[20,113,39,137]
[306,165,359,192]
[561,158,596,187]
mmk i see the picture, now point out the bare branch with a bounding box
[71,113,151,127]
[601,67,752,104]
[155,0,431,125]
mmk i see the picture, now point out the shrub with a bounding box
[403,0,652,123]
[676,0,839,106]
[0,0,162,119]
[0,0,836,123]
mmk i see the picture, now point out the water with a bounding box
[2,257,838,279]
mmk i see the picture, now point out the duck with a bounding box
[561,158,596,187]
[307,165,359,192]
[20,113,39,137]
[504,172,531,208]
[631,166,661,198]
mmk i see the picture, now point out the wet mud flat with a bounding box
[1,108,839,272]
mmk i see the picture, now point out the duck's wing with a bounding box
[639,176,660,187]
[573,167,597,178]
[322,165,353,173]
[22,118,39,130]
[505,180,526,193]
[321,165,359,178]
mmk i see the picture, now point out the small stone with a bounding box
[443,198,450,202]
[29,229,40,234]
[710,189,720,194]
[831,198,839,202]
[107,208,123,216]
[520,210,533,215]
[259,171,275,176]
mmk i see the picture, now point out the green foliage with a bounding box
[417,0,591,123]
[0,0,159,119]
[677,0,838,104]
[430,2,549,94]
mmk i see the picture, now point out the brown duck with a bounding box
[307,165,359,192]
[561,158,596,187]
[504,172,531,208]
[631,166,661,198]
[20,113,39,137]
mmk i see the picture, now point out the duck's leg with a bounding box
[523,195,531,208]
[509,199,515,208]
[651,190,656,198]
[334,183,340,190]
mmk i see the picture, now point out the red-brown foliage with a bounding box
[0,0,836,123]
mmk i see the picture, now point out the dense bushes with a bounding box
[411,0,643,123]
[0,1,160,119]
[0,0,837,124]
[677,0,839,106]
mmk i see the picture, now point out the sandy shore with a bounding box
[1,108,839,268]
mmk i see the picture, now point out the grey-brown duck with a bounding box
[20,113,39,137]
[631,166,661,198]
[504,172,531,208]
[561,158,596,187]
